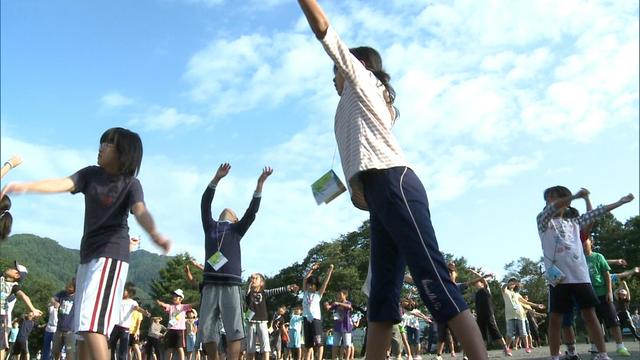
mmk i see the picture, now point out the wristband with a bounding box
[208,181,217,190]
[4,161,13,169]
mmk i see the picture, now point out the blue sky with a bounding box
[1,0,638,279]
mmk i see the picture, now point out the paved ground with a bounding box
[386,342,640,360]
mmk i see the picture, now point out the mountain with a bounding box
[0,233,170,297]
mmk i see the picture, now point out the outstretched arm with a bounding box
[236,167,272,235]
[1,177,75,198]
[16,291,43,317]
[621,280,630,301]
[1,155,23,179]
[297,0,330,39]
[577,193,634,227]
[201,163,230,231]
[132,202,171,254]
[319,264,334,297]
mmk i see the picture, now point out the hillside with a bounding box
[0,233,170,296]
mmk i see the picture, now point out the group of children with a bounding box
[0,1,638,360]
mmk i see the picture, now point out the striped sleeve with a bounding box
[536,203,558,233]
[577,205,607,227]
[320,25,370,92]
[264,286,289,297]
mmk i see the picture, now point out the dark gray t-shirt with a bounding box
[70,166,144,264]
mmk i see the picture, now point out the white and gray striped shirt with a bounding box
[320,25,409,210]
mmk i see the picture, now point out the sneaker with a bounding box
[413,356,422,360]
[503,348,512,357]
[593,354,611,360]
[616,347,631,357]
[435,356,443,360]
[525,348,532,354]
[463,357,468,360]
[560,352,580,360]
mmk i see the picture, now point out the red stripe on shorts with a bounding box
[90,258,111,332]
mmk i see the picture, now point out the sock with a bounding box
[551,356,560,360]
[566,343,576,355]
[616,343,625,350]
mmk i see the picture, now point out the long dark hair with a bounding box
[349,46,399,120]
[0,195,12,241]
[100,127,143,177]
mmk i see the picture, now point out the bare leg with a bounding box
[548,313,563,357]
[227,339,242,360]
[580,308,606,353]
[447,310,487,359]
[205,343,219,360]
[316,346,324,360]
[365,321,393,360]
[81,332,110,360]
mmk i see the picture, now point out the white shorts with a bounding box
[333,331,352,347]
[73,257,129,337]
[247,321,270,353]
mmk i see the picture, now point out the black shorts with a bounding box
[303,318,322,348]
[166,329,186,349]
[11,340,28,355]
[437,322,452,343]
[476,314,503,342]
[594,295,619,327]
[129,333,139,345]
[549,283,598,314]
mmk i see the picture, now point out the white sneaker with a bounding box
[593,354,611,360]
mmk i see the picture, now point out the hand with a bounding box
[184,264,192,275]
[213,163,231,182]
[129,237,140,252]
[289,284,300,293]
[31,309,43,318]
[151,233,171,254]
[6,155,23,169]
[329,264,334,270]
[258,166,273,184]
[576,188,590,198]
[617,259,628,266]
[537,304,545,310]
[1,182,26,198]
[311,263,320,271]
[619,193,634,204]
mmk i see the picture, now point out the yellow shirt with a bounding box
[129,310,144,336]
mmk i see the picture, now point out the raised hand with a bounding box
[576,188,590,198]
[619,193,634,204]
[258,166,273,184]
[151,233,171,254]
[7,155,23,169]
[213,163,231,182]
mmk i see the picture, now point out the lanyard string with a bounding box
[330,147,337,170]
[216,225,227,251]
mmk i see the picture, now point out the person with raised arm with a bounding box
[537,186,634,360]
[302,262,334,360]
[198,163,272,360]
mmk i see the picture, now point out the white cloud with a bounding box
[128,106,201,131]
[100,92,134,109]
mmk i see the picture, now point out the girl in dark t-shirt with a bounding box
[1,127,172,360]
[615,282,640,340]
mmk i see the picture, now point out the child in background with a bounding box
[282,323,291,360]
[288,307,304,360]
[42,298,59,360]
[1,127,171,360]
[110,283,150,360]
[157,289,194,360]
[271,305,289,360]
[1,262,42,360]
[11,313,39,360]
[615,281,640,341]
[537,186,634,360]
[185,309,198,360]
[324,289,353,360]
[295,2,486,358]
[8,320,19,355]
[302,263,334,360]
[128,303,145,360]
[52,278,76,360]
[246,274,298,360]
[145,317,166,360]
[467,269,510,356]
[401,298,431,360]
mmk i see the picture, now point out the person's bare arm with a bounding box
[319,264,334,297]
[297,0,330,39]
[131,202,171,254]
[1,155,23,179]
[16,291,43,317]
[1,177,75,198]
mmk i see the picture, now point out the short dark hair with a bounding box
[305,275,320,289]
[563,207,580,219]
[0,195,13,241]
[125,281,137,296]
[543,186,571,201]
[100,127,143,176]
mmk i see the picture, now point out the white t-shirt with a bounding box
[539,217,590,284]
[302,291,322,320]
[45,305,58,332]
[117,298,139,328]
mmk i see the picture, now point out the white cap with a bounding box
[173,289,184,298]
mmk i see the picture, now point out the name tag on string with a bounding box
[207,251,228,271]
[311,170,346,205]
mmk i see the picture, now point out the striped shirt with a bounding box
[320,26,409,210]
